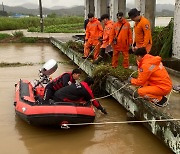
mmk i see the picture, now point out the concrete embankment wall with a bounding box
[50,37,180,154]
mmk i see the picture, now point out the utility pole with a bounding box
[2,2,4,12]
[39,0,43,32]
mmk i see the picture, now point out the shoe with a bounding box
[172,85,180,93]
[82,56,87,59]
[93,57,103,64]
[155,96,168,107]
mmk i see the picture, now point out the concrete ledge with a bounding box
[50,37,180,154]
[51,37,95,76]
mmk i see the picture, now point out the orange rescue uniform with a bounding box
[134,16,152,53]
[131,54,172,103]
[84,18,103,60]
[101,20,114,49]
[109,18,132,68]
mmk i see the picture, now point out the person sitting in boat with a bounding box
[43,68,82,101]
[53,76,107,114]
[128,47,172,107]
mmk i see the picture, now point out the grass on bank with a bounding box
[92,64,137,95]
[0,33,11,40]
[0,31,48,43]
[151,18,173,58]
[0,62,33,67]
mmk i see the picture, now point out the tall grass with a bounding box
[151,18,173,58]
[0,16,84,33]
[0,33,11,40]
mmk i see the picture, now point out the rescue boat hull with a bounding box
[14,80,95,126]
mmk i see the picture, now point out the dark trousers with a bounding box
[43,83,55,101]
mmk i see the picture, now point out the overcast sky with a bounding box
[2,0,175,8]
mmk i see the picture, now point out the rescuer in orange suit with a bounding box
[83,13,103,61]
[93,14,114,64]
[128,47,172,107]
[128,8,152,53]
[109,12,132,68]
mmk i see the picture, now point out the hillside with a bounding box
[0,3,175,17]
[0,5,84,16]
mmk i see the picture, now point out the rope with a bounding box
[167,89,172,102]
[132,88,144,100]
[62,119,180,128]
[91,70,138,101]
[91,83,129,101]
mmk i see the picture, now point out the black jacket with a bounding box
[53,81,100,108]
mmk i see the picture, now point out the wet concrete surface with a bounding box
[0,43,173,154]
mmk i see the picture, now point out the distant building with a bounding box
[9,13,29,18]
[37,14,47,18]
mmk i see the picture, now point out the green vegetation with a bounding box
[0,33,11,40]
[0,31,48,43]
[0,16,84,33]
[20,37,38,43]
[28,23,84,33]
[151,18,173,58]
[92,64,137,95]
[12,31,24,37]
[0,61,70,67]
[64,40,84,53]
[0,62,33,67]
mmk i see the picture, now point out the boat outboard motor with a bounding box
[34,59,58,88]
[40,59,58,76]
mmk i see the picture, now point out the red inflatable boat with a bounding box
[14,60,95,126]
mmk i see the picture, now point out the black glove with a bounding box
[98,105,107,114]
[100,107,107,114]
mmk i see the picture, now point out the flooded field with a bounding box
[0,43,173,154]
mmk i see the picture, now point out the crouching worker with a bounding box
[53,77,107,114]
[43,68,81,101]
[128,47,172,107]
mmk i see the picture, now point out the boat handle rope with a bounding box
[61,119,180,129]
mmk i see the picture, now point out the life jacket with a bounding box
[52,72,73,91]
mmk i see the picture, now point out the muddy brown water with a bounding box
[0,43,173,154]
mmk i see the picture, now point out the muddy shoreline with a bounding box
[0,36,49,43]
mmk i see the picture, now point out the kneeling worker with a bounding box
[43,68,81,101]
[128,47,172,107]
[53,77,107,114]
